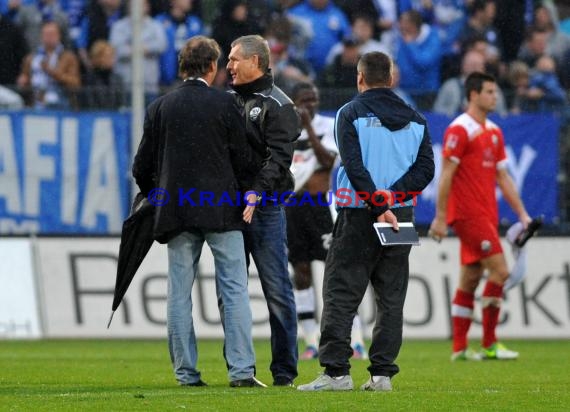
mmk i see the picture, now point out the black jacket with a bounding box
[0,16,28,85]
[133,79,259,243]
[81,69,125,109]
[230,72,301,196]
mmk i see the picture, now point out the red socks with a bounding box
[482,281,503,348]
[451,289,474,352]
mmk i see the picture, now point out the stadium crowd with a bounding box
[0,0,568,115]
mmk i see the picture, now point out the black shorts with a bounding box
[286,194,333,265]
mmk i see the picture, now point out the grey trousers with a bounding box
[319,207,413,378]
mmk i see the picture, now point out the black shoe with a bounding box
[273,376,295,387]
[180,379,207,387]
[229,377,268,388]
[515,215,544,247]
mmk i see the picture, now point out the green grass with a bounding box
[0,339,569,411]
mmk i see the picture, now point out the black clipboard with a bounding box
[373,222,420,246]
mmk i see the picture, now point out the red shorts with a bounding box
[452,219,503,265]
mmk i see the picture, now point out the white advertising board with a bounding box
[34,237,570,339]
[36,238,271,338]
[404,238,570,338]
[0,239,41,338]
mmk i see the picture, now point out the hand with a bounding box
[377,18,393,31]
[526,87,545,99]
[297,107,312,130]
[518,213,532,229]
[375,189,393,207]
[377,209,399,231]
[429,216,447,242]
[16,74,27,88]
[40,59,53,76]
[243,192,258,224]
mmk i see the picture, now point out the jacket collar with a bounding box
[181,78,209,87]
[231,72,273,96]
[359,87,396,99]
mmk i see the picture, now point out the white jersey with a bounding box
[291,114,337,191]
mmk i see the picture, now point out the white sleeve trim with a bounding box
[497,159,508,169]
[449,156,461,164]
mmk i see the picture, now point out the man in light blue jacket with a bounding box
[298,51,434,392]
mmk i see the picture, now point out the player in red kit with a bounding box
[429,72,537,361]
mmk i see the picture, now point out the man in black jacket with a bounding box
[133,36,265,388]
[226,34,301,387]
[298,52,434,392]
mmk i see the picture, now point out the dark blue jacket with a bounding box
[335,88,434,217]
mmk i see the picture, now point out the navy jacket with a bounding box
[335,87,435,217]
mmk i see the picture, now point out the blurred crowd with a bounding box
[0,0,569,119]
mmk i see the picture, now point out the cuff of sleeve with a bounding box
[251,185,264,198]
[369,204,389,219]
[369,190,394,208]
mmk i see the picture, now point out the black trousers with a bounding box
[318,207,413,378]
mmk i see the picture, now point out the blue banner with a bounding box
[324,111,560,226]
[0,111,131,234]
[0,110,560,233]
[415,113,559,225]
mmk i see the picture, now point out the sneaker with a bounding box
[300,346,318,360]
[451,348,483,361]
[352,343,369,360]
[514,216,543,247]
[180,379,207,387]
[229,377,268,388]
[481,342,519,360]
[360,376,392,392]
[297,373,353,391]
[273,376,295,387]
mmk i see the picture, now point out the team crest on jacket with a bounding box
[249,107,262,121]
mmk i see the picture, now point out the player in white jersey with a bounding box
[288,82,367,360]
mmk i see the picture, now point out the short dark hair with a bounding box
[357,52,393,87]
[401,10,422,30]
[352,13,375,27]
[465,71,496,101]
[468,0,492,16]
[526,26,548,41]
[291,81,316,101]
[41,20,61,33]
[178,36,221,78]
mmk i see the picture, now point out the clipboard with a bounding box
[373,222,420,246]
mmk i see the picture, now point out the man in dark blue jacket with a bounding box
[298,51,434,392]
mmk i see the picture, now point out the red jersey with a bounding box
[442,113,507,224]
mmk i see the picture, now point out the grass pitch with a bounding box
[0,339,568,411]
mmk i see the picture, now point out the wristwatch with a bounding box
[246,191,262,205]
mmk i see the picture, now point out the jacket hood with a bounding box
[356,88,420,131]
